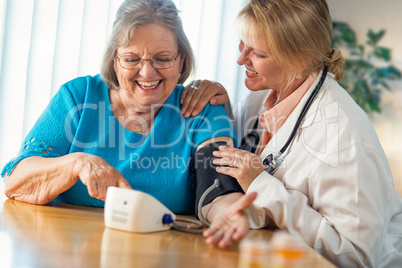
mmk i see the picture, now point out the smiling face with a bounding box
[114,23,184,112]
[236,13,316,102]
[237,28,287,95]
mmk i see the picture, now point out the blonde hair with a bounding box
[100,0,194,89]
[237,0,344,95]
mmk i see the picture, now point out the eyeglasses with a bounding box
[116,53,180,70]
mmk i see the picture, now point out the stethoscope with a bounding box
[196,67,329,229]
[239,66,328,175]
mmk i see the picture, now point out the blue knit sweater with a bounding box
[1,75,235,214]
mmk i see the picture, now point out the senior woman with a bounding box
[1,0,249,238]
[182,0,402,267]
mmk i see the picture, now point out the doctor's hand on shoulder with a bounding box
[180,80,229,117]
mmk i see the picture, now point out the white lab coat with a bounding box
[233,69,402,267]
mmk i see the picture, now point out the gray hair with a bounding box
[100,0,194,89]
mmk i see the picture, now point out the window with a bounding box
[0,0,245,168]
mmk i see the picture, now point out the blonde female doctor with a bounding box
[180,0,402,267]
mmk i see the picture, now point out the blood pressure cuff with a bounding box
[194,141,244,216]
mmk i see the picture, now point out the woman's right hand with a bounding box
[180,79,229,117]
[73,153,132,201]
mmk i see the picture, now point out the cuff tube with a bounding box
[194,141,244,215]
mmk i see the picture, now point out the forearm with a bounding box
[4,154,79,205]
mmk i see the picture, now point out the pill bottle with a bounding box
[238,238,270,268]
[269,231,308,268]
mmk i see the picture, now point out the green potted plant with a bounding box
[332,22,402,113]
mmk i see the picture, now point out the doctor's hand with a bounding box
[203,192,257,248]
[212,147,265,192]
[180,79,229,117]
[72,153,132,201]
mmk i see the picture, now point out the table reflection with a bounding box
[0,199,240,268]
[0,198,334,268]
[0,199,104,267]
[101,225,240,267]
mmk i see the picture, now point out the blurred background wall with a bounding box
[328,0,402,195]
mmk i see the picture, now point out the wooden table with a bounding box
[0,198,335,268]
